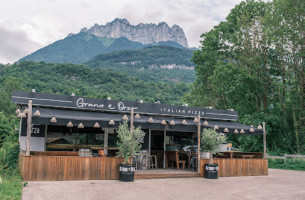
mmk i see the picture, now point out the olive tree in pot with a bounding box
[117,121,145,182]
[201,128,226,179]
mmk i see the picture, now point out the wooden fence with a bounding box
[20,155,123,181]
[200,159,268,177]
[267,153,305,163]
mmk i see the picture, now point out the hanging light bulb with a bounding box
[214,125,219,130]
[224,128,229,133]
[234,129,239,134]
[122,114,128,121]
[34,110,40,116]
[193,118,199,123]
[257,125,263,130]
[78,123,84,129]
[148,117,154,123]
[50,117,57,123]
[182,120,187,125]
[135,113,141,119]
[67,121,73,127]
[240,129,245,134]
[203,121,209,125]
[170,120,175,126]
[109,120,115,125]
[16,109,21,114]
[94,122,100,128]
[161,120,167,125]
[249,128,254,133]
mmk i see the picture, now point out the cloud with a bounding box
[0,24,41,64]
[0,0,245,62]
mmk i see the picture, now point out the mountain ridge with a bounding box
[79,18,188,47]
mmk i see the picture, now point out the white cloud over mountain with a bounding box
[0,0,243,63]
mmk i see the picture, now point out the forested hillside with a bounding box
[185,0,305,154]
[0,61,189,105]
[85,46,195,83]
[18,33,144,64]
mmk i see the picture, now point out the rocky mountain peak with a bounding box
[79,18,188,47]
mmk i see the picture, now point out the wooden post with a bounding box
[197,114,201,173]
[130,109,134,132]
[263,122,266,159]
[148,129,151,157]
[26,100,32,156]
[163,129,166,169]
[104,129,109,155]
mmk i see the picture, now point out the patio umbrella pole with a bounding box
[197,114,200,173]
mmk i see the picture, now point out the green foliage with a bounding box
[268,158,305,171]
[0,61,189,105]
[201,129,226,164]
[186,0,305,154]
[0,174,22,200]
[85,46,195,83]
[116,121,145,164]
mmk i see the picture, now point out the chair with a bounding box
[149,155,158,169]
[166,151,186,169]
[98,150,105,157]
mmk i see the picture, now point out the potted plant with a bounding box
[116,121,145,182]
[201,128,226,179]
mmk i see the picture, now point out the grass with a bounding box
[268,158,305,171]
[0,172,22,200]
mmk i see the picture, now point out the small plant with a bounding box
[116,121,145,165]
[201,128,226,164]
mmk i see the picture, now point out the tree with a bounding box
[116,121,145,165]
[201,129,226,164]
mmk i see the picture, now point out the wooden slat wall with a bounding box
[31,151,79,156]
[200,159,268,177]
[20,155,123,181]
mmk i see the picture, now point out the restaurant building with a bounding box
[13,90,268,181]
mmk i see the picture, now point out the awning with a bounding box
[30,107,262,135]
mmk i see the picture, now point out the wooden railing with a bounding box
[20,154,123,181]
[30,151,79,156]
[200,158,268,177]
[267,153,305,163]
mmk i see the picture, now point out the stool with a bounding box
[149,155,158,169]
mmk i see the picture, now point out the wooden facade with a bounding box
[19,153,268,181]
[200,158,268,177]
[19,154,123,181]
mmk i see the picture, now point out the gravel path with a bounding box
[22,169,305,200]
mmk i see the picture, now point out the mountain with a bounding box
[18,33,144,64]
[18,19,190,64]
[81,18,188,47]
[85,46,195,83]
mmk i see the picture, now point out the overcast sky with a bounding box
[0,0,244,64]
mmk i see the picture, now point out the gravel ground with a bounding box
[22,169,305,200]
